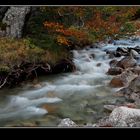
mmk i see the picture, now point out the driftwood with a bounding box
[0,59,75,89]
[0,62,51,88]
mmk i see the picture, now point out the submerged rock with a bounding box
[104,105,118,112]
[41,104,58,113]
[96,63,102,67]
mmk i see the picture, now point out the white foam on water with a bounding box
[0,106,47,121]
[0,95,62,120]
[9,96,62,106]
[1,37,140,123]
[21,85,56,99]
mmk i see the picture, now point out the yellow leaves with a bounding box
[56,35,70,46]
[44,20,89,46]
[43,7,140,46]
[85,7,138,40]
[43,21,63,30]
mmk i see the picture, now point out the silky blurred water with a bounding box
[0,36,139,127]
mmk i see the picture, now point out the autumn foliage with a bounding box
[43,7,140,47]
[44,21,89,46]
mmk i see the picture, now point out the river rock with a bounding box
[110,76,126,87]
[106,50,116,58]
[109,59,118,67]
[41,104,58,113]
[104,105,118,112]
[96,63,102,67]
[108,107,140,127]
[130,49,139,58]
[97,116,112,127]
[116,47,128,53]
[130,66,140,75]
[107,67,123,75]
[52,59,76,74]
[108,39,115,44]
[124,103,137,108]
[128,76,140,93]
[58,118,78,127]
[134,46,140,53]
[116,56,137,69]
[90,54,95,59]
[120,77,140,104]
[32,83,42,88]
[115,47,128,56]
[110,70,137,88]
[121,76,140,103]
[2,6,31,38]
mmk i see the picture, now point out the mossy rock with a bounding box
[0,65,10,73]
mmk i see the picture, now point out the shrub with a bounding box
[120,22,136,33]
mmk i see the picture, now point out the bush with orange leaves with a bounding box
[43,7,140,47]
[44,21,91,47]
[85,7,139,39]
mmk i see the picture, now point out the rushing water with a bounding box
[0,36,140,127]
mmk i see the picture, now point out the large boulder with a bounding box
[2,6,31,38]
[97,107,140,127]
[108,107,140,127]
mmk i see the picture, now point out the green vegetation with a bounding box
[120,22,136,33]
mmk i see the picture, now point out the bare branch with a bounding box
[0,76,8,89]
